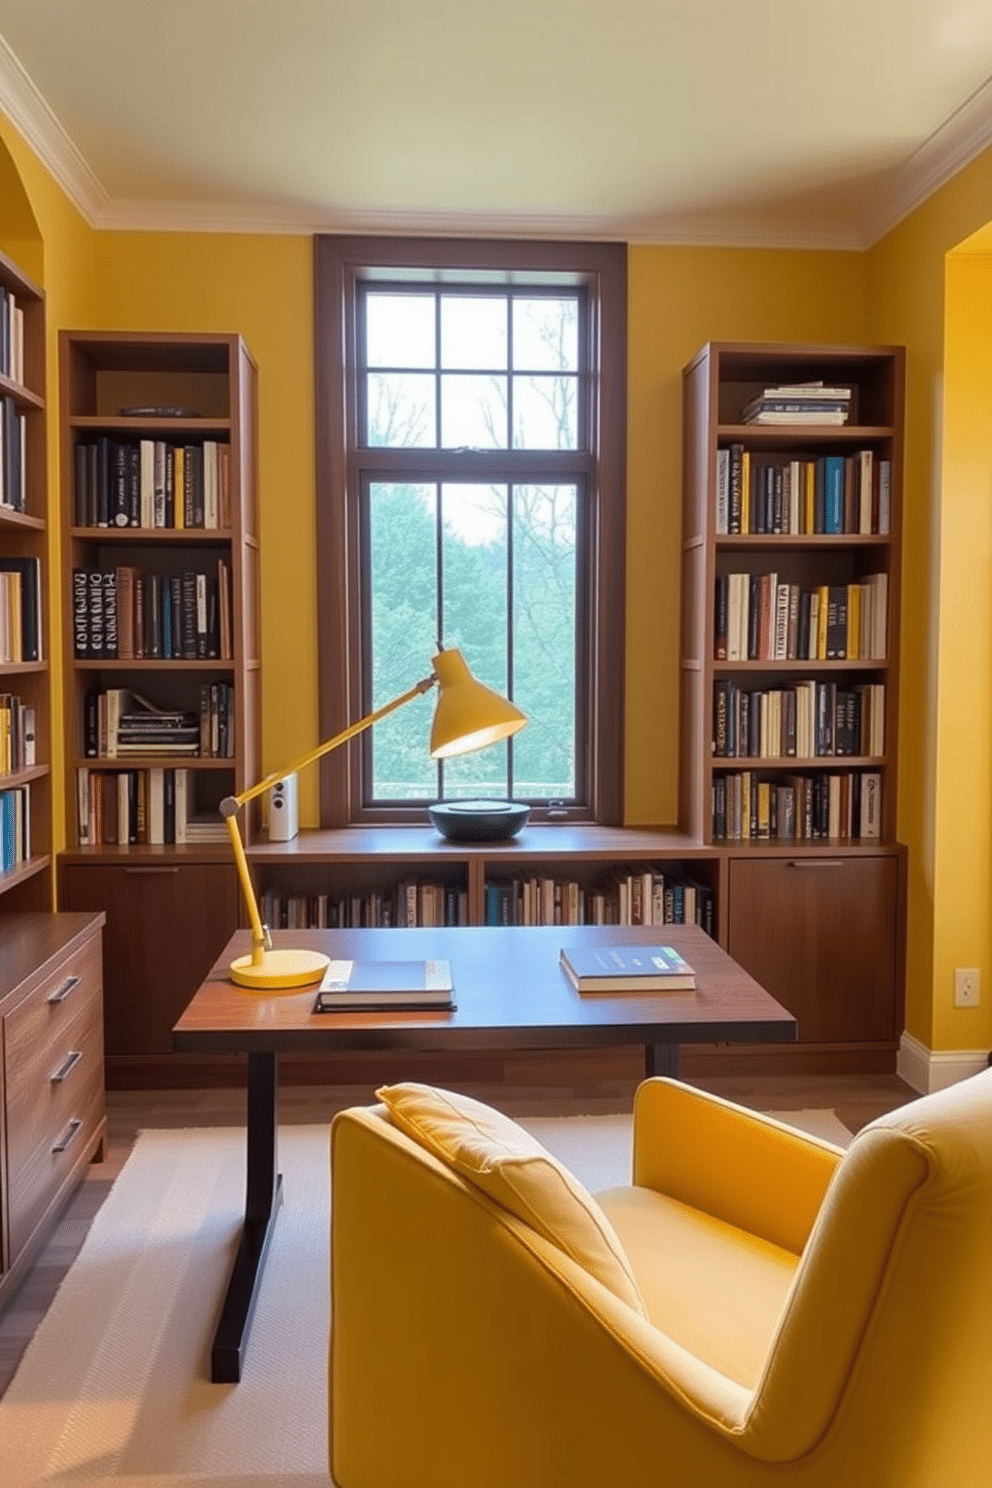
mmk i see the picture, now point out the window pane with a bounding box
[368,481,439,799]
[512,375,578,450]
[366,372,436,447]
[365,292,435,368]
[440,482,509,796]
[511,484,577,799]
[512,297,578,372]
[440,373,507,448]
[441,295,507,370]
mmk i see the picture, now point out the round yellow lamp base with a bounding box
[229,947,331,990]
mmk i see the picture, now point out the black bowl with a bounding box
[427,799,530,843]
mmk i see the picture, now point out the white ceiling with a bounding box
[1,1,992,247]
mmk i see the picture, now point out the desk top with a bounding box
[173,923,796,1055]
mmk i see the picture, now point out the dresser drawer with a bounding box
[3,932,102,1057]
[3,933,105,1258]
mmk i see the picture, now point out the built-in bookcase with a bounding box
[680,342,904,849]
[0,248,51,910]
[58,331,261,853]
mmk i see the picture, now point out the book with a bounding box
[313,958,455,1010]
[558,943,695,992]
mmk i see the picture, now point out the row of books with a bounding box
[0,782,30,872]
[0,555,42,662]
[0,287,25,385]
[83,684,235,760]
[716,447,891,536]
[712,769,882,842]
[0,397,26,514]
[715,572,888,662]
[713,680,885,760]
[484,867,715,935]
[76,765,227,846]
[74,438,231,530]
[740,381,852,427]
[0,692,36,774]
[259,879,467,930]
[71,562,232,661]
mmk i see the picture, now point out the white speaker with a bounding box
[268,773,299,841]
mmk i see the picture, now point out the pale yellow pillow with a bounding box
[376,1082,646,1315]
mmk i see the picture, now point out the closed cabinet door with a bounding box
[727,855,900,1044]
[60,863,240,1056]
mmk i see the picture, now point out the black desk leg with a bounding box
[645,1043,680,1079]
[210,1050,283,1383]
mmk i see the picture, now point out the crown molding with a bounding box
[864,72,992,244]
[0,34,110,219]
[1,25,989,252]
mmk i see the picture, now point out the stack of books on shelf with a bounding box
[71,561,232,661]
[76,764,227,846]
[715,572,888,662]
[74,438,231,529]
[740,381,852,426]
[715,449,890,536]
[258,878,467,930]
[83,685,234,760]
[0,556,42,662]
[712,769,881,843]
[713,679,885,761]
[0,692,35,772]
[0,781,30,871]
[483,867,715,936]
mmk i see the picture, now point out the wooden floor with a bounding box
[0,1069,915,1399]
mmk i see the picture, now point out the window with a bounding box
[315,237,626,827]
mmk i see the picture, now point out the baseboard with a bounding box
[897,1032,990,1093]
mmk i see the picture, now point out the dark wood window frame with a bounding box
[314,234,627,828]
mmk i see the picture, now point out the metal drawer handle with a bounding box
[52,1118,83,1154]
[47,974,81,1004]
[123,867,180,876]
[51,1049,83,1083]
[787,860,845,868]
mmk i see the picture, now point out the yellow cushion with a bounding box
[375,1083,647,1315]
[598,1184,799,1389]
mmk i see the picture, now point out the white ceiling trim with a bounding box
[863,71,992,244]
[0,32,110,218]
[0,28,988,253]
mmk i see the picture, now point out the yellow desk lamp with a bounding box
[220,645,527,990]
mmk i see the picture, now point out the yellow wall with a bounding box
[5,104,992,1058]
[866,144,992,1054]
[625,245,869,823]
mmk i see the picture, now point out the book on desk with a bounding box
[559,944,696,993]
[313,958,455,1013]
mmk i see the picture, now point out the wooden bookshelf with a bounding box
[57,332,260,1079]
[679,341,907,1070]
[0,250,51,908]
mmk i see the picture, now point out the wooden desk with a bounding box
[173,923,795,1381]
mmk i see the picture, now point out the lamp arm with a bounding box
[219,672,436,970]
[224,672,437,813]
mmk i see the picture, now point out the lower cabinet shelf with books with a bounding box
[57,825,907,1087]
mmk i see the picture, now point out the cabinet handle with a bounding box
[47,974,81,1004]
[123,867,180,876]
[786,859,845,868]
[51,1118,83,1154]
[50,1049,83,1084]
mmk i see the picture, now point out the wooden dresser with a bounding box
[0,912,106,1310]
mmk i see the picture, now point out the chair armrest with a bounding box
[631,1078,844,1256]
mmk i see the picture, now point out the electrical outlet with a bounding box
[954,968,981,1008]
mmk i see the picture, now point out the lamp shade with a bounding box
[429,648,527,759]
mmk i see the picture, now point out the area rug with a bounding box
[0,1108,851,1488]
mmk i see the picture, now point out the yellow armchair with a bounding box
[330,1070,992,1488]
